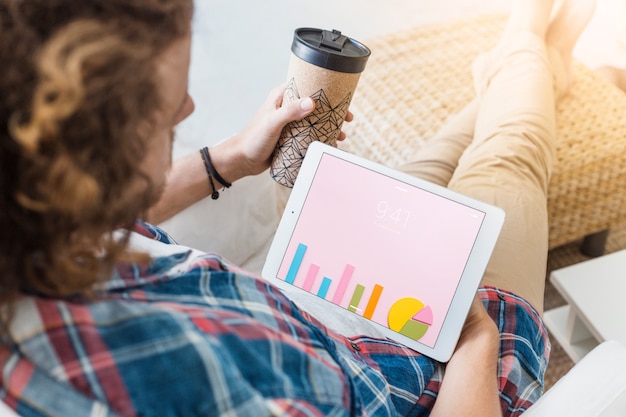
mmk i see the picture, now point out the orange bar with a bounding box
[363,284,383,319]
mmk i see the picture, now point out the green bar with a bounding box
[348,284,366,313]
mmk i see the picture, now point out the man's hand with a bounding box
[211,84,353,182]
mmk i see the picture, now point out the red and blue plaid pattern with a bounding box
[0,222,549,416]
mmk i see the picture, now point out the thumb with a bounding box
[277,97,315,124]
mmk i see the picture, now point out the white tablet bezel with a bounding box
[262,141,505,362]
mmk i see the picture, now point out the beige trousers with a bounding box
[399,33,563,314]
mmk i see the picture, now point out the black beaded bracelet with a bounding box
[201,146,231,188]
[199,147,221,200]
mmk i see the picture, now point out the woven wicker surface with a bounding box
[340,14,626,249]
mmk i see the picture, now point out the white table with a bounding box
[544,249,626,363]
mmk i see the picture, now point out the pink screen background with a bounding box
[277,153,485,347]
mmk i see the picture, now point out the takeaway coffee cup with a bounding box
[270,28,371,187]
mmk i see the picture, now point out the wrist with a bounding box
[452,318,500,364]
[204,138,248,186]
[199,147,225,199]
[200,146,231,186]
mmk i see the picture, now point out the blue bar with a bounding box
[317,277,332,299]
[285,243,307,284]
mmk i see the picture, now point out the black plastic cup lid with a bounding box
[291,28,371,74]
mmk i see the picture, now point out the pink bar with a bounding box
[302,264,320,292]
[332,264,355,305]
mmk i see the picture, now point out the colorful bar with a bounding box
[332,264,355,305]
[363,284,384,319]
[302,264,320,292]
[348,284,366,313]
[317,277,332,298]
[285,243,307,284]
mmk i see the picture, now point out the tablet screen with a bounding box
[275,152,486,348]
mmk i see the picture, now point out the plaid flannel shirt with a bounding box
[0,222,550,417]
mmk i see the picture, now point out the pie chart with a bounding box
[388,297,433,341]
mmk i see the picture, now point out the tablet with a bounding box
[262,141,505,362]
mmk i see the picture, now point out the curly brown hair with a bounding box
[0,0,193,309]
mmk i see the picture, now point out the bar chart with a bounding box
[282,242,432,341]
[286,243,369,304]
